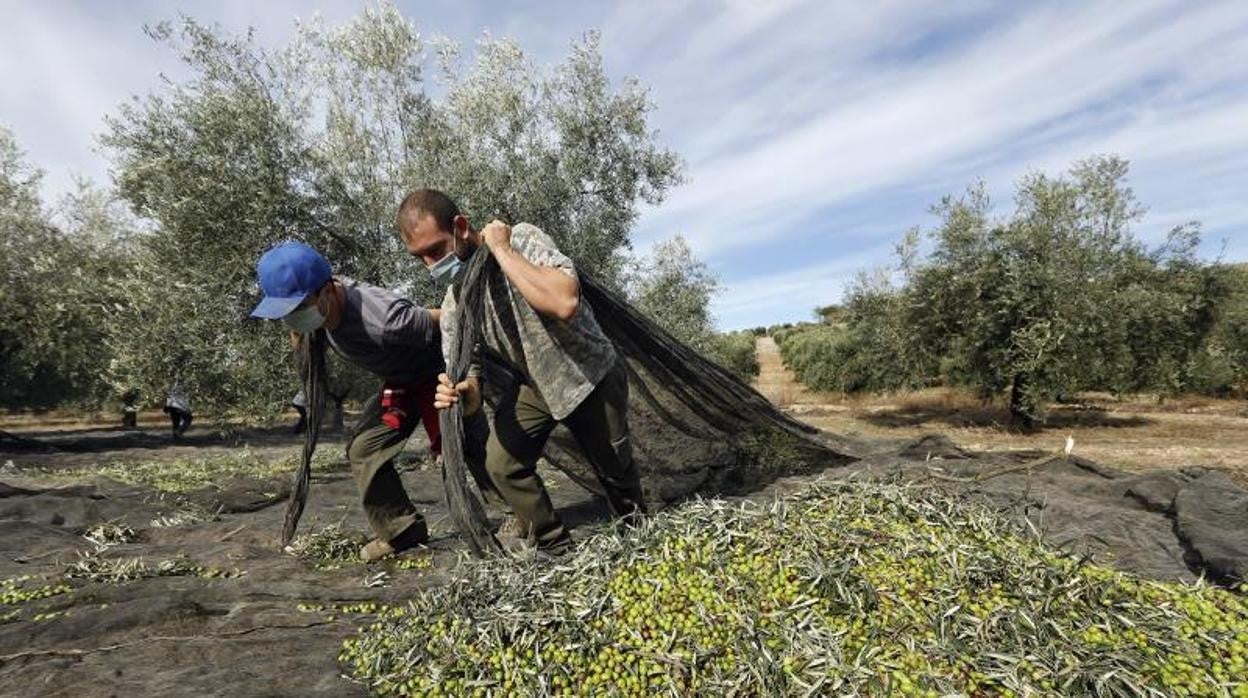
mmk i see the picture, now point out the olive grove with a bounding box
[2,4,721,415]
[776,156,1239,426]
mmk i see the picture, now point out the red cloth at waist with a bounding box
[380,375,442,456]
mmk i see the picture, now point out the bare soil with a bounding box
[753,337,1248,484]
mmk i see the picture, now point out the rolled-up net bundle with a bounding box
[440,248,858,553]
[282,328,328,547]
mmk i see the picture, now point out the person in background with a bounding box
[291,389,308,435]
[121,388,140,430]
[163,381,192,438]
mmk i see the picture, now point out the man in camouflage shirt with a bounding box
[397,188,646,554]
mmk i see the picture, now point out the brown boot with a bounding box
[360,518,428,562]
[494,514,533,556]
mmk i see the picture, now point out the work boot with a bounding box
[532,534,575,562]
[493,514,533,556]
[360,518,429,562]
[495,513,531,539]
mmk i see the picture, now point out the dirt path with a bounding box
[751,336,803,406]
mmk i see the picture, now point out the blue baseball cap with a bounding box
[250,241,333,319]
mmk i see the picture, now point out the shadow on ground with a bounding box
[858,403,1154,431]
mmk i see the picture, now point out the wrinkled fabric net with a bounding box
[282,328,328,546]
[440,249,857,556]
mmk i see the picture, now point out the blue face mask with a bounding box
[283,304,325,334]
[428,250,466,287]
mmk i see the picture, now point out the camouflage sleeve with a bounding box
[439,286,480,379]
[512,223,576,279]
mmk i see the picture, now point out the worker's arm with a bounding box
[482,220,580,322]
[427,308,441,325]
[383,300,438,349]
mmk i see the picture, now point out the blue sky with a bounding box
[3,1,1247,329]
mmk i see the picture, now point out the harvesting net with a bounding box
[281,328,328,547]
[440,249,857,555]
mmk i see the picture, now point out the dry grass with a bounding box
[789,388,1248,482]
[0,411,162,432]
[753,338,1248,483]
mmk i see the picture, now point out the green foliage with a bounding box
[705,331,758,380]
[628,235,719,348]
[776,311,922,394]
[813,304,845,325]
[0,128,133,409]
[782,156,1235,424]
[908,157,1230,422]
[1196,264,1248,396]
[96,5,682,416]
[626,235,760,378]
[339,482,1248,697]
[776,324,848,391]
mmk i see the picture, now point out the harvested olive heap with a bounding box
[340,482,1247,697]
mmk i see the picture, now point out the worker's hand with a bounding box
[480,220,512,255]
[435,373,481,415]
[427,308,442,325]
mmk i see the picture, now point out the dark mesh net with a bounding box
[282,328,328,547]
[440,248,857,555]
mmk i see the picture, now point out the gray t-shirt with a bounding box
[441,223,617,420]
[165,383,190,412]
[327,278,442,384]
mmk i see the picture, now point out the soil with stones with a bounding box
[1,352,1246,696]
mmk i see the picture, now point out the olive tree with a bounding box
[628,236,719,352]
[102,3,682,416]
[0,125,53,407]
[1203,264,1248,395]
[900,156,1225,424]
[0,127,132,409]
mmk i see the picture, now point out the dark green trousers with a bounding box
[347,394,495,541]
[486,360,646,547]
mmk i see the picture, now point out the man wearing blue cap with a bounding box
[251,241,496,561]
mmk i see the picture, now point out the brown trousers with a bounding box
[347,393,494,541]
[485,360,646,548]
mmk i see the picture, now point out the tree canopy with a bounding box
[93,5,683,416]
[777,155,1237,425]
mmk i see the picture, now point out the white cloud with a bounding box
[633,1,1248,267]
[0,5,170,196]
[712,242,893,329]
[1,1,1244,329]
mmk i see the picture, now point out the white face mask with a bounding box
[283,304,325,333]
[427,249,467,289]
